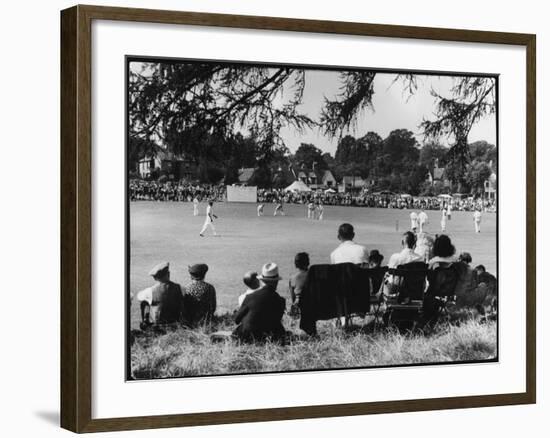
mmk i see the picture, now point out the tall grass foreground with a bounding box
[131,313,496,379]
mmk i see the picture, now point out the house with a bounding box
[339,175,367,192]
[292,163,337,189]
[426,159,451,187]
[484,161,497,199]
[138,146,197,180]
[237,167,256,185]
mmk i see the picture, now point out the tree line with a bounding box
[128,62,496,195]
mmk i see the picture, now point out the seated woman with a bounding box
[182,263,217,327]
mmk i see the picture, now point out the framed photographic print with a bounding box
[60,4,536,433]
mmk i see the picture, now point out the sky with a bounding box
[130,62,497,156]
[279,70,497,155]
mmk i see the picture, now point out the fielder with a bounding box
[418,209,429,233]
[317,202,324,220]
[199,201,218,236]
[440,208,447,232]
[307,201,315,219]
[410,211,419,232]
[473,208,482,233]
[274,199,285,216]
[193,196,199,216]
[257,203,264,216]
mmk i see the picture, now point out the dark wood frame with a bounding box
[61,4,536,433]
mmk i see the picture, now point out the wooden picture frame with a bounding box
[60,4,536,433]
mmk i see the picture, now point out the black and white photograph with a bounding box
[127,58,498,380]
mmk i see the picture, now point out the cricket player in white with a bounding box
[418,209,429,233]
[473,209,482,233]
[440,208,447,232]
[200,201,218,236]
[274,199,285,216]
[410,211,419,231]
[317,202,324,220]
[257,203,264,216]
[193,196,199,216]
[307,201,315,219]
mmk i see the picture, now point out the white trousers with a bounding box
[200,220,216,235]
[474,220,481,233]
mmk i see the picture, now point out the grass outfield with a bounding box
[129,201,496,330]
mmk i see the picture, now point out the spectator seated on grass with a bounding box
[183,263,217,327]
[135,262,185,330]
[233,263,286,343]
[474,264,498,314]
[238,271,260,308]
[289,252,310,316]
[458,251,473,265]
[452,253,480,309]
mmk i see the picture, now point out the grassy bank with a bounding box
[130,314,497,379]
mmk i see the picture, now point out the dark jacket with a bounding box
[233,285,286,342]
[152,281,185,324]
[299,263,370,335]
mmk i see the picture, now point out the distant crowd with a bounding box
[258,189,496,212]
[133,223,497,344]
[129,180,495,213]
[129,180,226,202]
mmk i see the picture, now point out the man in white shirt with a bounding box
[199,201,218,236]
[410,211,419,232]
[388,231,423,268]
[330,223,368,265]
[473,208,482,233]
[418,209,429,233]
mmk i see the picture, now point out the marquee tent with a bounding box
[284,180,312,192]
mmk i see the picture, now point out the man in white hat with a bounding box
[233,262,286,342]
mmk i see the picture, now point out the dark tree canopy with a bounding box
[293,143,327,170]
[129,62,315,164]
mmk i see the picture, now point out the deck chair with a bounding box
[423,262,460,325]
[383,261,428,330]
[359,266,388,325]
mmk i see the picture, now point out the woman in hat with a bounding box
[182,263,217,326]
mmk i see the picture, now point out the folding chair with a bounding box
[383,261,428,330]
[359,266,388,326]
[423,262,460,325]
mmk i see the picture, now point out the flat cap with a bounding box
[149,261,169,277]
[188,263,209,277]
